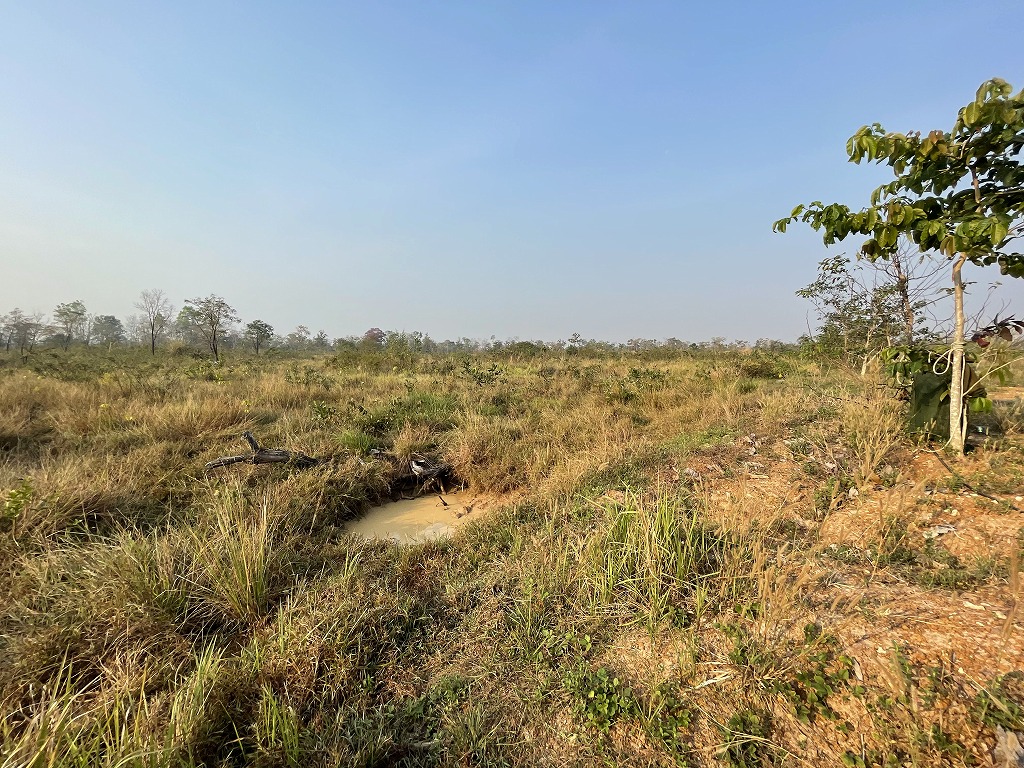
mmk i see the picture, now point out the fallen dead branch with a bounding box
[206,431,319,469]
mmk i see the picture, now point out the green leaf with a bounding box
[992,218,1009,245]
[969,397,992,414]
[963,102,981,126]
[941,236,957,257]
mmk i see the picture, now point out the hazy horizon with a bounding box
[3,1,1023,343]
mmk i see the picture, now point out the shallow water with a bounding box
[345,492,489,544]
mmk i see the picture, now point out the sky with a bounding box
[1,1,1023,343]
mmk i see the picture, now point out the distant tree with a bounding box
[135,289,174,354]
[91,315,125,347]
[2,309,44,353]
[361,327,386,349]
[13,311,44,353]
[122,314,147,346]
[53,300,87,350]
[626,338,658,352]
[754,338,791,352]
[171,312,198,345]
[25,314,45,353]
[313,330,330,348]
[333,336,359,351]
[82,314,100,347]
[244,320,274,354]
[287,325,311,349]
[2,310,22,352]
[776,77,1024,453]
[180,295,239,362]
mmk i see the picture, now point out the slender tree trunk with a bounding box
[150,322,156,355]
[949,253,969,454]
[892,251,915,343]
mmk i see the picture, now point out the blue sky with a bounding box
[1,1,1022,342]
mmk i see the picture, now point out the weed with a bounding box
[916,723,966,760]
[719,708,774,767]
[644,680,693,756]
[739,354,790,380]
[336,428,379,455]
[2,477,34,532]
[183,360,229,382]
[626,366,671,391]
[284,365,334,390]
[604,377,639,404]
[914,543,994,590]
[776,627,856,724]
[462,360,505,386]
[723,622,776,675]
[869,513,917,567]
[187,488,292,624]
[842,749,905,767]
[973,672,1024,730]
[812,473,853,517]
[309,399,338,426]
[355,391,459,437]
[504,578,557,662]
[566,666,638,732]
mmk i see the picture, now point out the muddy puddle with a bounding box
[345,492,496,544]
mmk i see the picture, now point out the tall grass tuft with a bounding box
[588,490,724,629]
[0,646,221,767]
[842,379,905,487]
[186,487,289,624]
[251,685,303,766]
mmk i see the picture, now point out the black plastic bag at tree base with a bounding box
[908,363,985,440]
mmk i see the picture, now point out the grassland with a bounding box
[1,346,1023,766]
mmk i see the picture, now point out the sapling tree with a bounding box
[797,254,905,362]
[53,300,87,350]
[180,295,239,362]
[244,320,274,354]
[135,289,174,355]
[775,78,1024,453]
[875,240,947,343]
[797,241,945,364]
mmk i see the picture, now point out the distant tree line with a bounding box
[1,289,795,361]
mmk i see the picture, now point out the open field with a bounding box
[2,347,1024,766]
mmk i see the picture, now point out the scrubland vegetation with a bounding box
[2,342,1023,767]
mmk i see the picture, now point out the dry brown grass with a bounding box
[2,350,1022,766]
